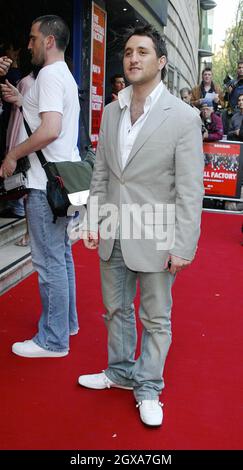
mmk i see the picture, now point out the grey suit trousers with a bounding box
[101,239,175,401]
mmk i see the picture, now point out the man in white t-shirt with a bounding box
[0,15,80,358]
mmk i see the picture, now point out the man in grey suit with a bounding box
[78,25,204,426]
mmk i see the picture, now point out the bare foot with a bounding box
[15,234,29,247]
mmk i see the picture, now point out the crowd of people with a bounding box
[180,62,243,144]
[0,16,241,429]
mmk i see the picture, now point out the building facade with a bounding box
[164,0,201,93]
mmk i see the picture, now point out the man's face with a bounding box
[181,91,191,104]
[113,77,125,93]
[123,35,166,86]
[28,22,46,67]
[201,106,213,119]
[237,95,243,109]
[237,63,243,78]
[202,71,212,85]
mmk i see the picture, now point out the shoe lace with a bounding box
[136,401,163,409]
[102,370,112,389]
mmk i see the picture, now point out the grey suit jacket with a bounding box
[87,87,205,272]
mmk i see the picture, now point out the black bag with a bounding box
[0,157,30,200]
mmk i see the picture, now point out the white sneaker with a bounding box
[136,400,163,426]
[78,371,133,390]
[12,340,69,358]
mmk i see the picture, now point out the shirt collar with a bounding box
[118,81,164,110]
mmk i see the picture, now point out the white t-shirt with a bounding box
[19,61,80,189]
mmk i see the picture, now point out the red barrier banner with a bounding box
[90,2,107,149]
[203,141,243,199]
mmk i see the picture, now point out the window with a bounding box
[167,67,174,94]
[176,72,181,96]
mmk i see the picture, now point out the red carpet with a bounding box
[0,212,243,450]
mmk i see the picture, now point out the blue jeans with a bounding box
[26,189,78,352]
[100,240,175,401]
[8,197,25,217]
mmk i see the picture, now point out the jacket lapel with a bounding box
[117,107,127,171]
[109,103,123,176]
[123,88,172,171]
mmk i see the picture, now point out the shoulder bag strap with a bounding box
[21,111,53,180]
[22,113,47,168]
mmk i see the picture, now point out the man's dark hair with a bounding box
[201,67,217,92]
[202,67,212,76]
[110,73,124,85]
[237,60,243,66]
[32,15,70,51]
[123,24,167,80]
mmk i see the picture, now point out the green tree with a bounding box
[212,0,243,88]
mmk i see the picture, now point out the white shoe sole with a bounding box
[78,377,133,390]
[12,345,69,358]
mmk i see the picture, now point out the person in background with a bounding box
[227,60,243,111]
[227,94,243,141]
[0,15,80,357]
[239,117,243,141]
[1,50,41,240]
[0,56,12,77]
[180,87,200,113]
[0,41,23,162]
[201,103,223,141]
[222,62,243,134]
[191,67,224,111]
[0,56,12,162]
[105,73,125,104]
[224,94,243,212]
[78,24,204,427]
[3,41,22,85]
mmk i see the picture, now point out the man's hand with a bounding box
[164,254,191,274]
[0,56,12,77]
[213,93,219,103]
[0,79,22,107]
[0,153,17,178]
[203,130,209,140]
[81,231,99,250]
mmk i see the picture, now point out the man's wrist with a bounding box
[6,150,18,162]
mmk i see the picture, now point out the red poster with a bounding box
[203,142,243,198]
[90,2,107,149]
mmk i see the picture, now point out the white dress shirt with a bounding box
[118,81,164,169]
